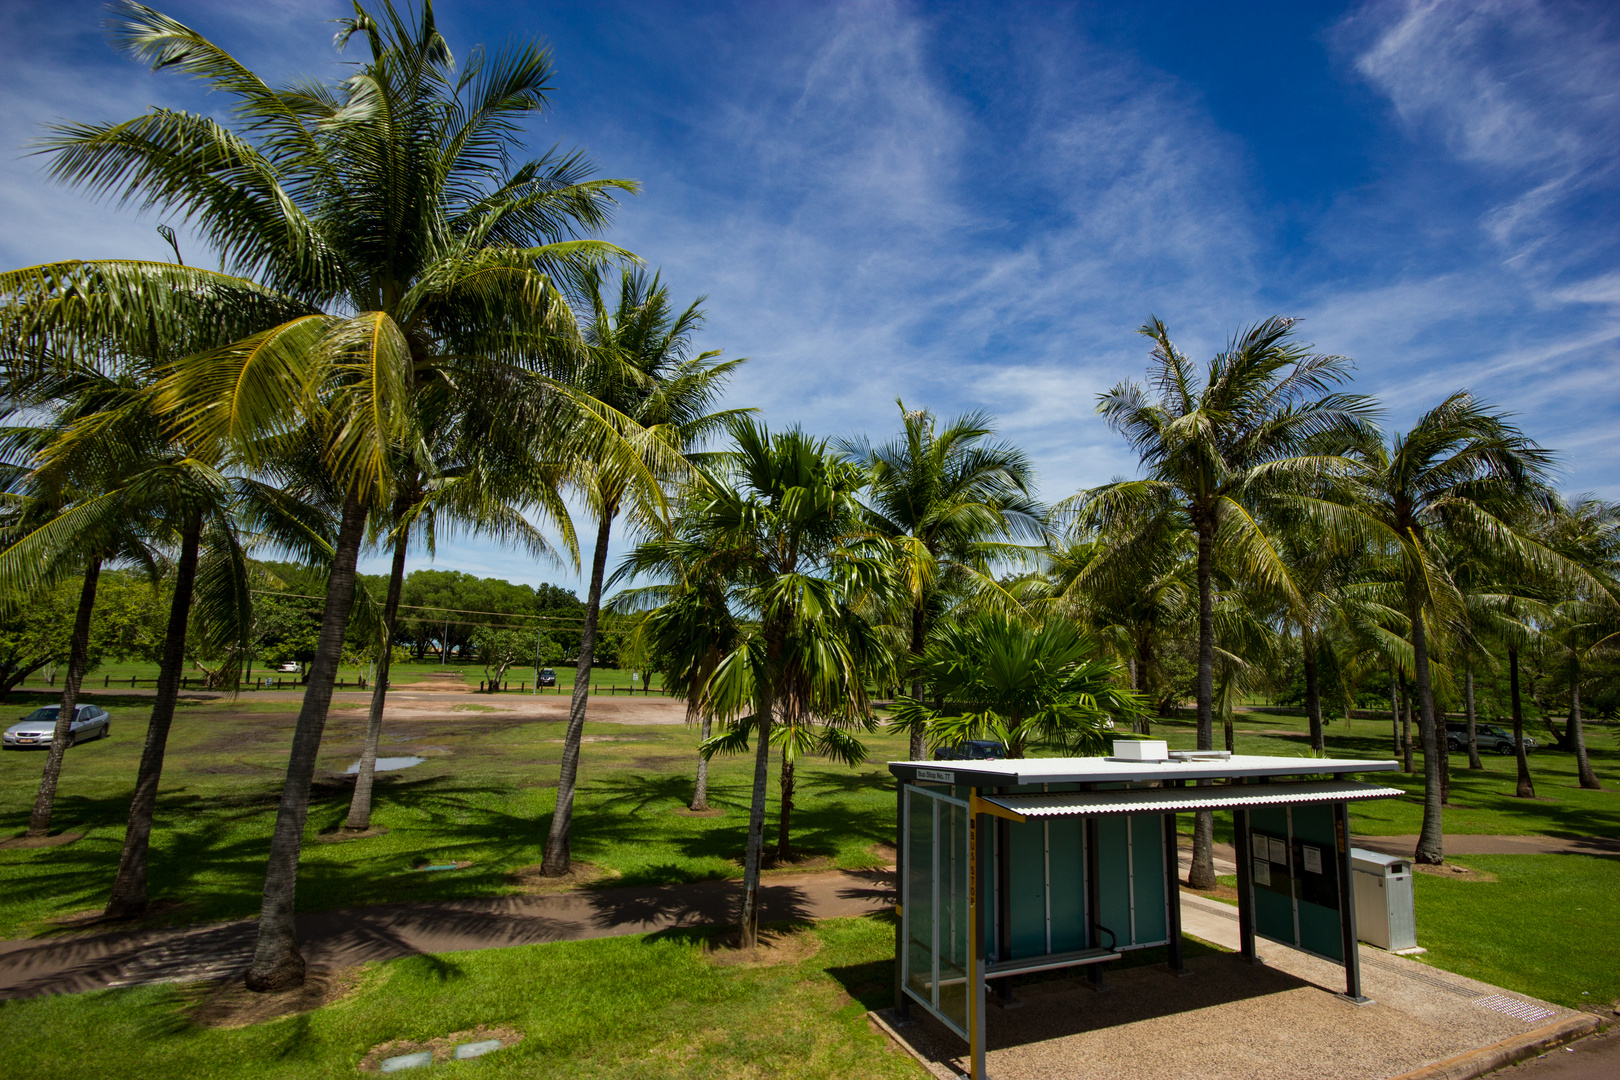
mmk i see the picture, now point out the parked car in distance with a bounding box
[276,661,300,674]
[1445,721,1535,755]
[933,739,1007,761]
[537,668,557,687]
[4,704,111,749]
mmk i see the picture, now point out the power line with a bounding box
[250,590,634,630]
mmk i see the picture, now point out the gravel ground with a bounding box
[883,890,1587,1080]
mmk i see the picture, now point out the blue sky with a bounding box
[3,0,1617,594]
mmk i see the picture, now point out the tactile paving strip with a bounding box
[1472,994,1555,1023]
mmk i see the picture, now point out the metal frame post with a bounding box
[895,778,910,1019]
[995,800,1014,1004]
[1163,811,1187,974]
[1083,813,1104,987]
[1335,800,1369,1003]
[968,792,987,1079]
[1233,806,1259,963]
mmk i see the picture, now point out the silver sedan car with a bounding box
[3,704,112,749]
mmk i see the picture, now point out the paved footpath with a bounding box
[0,867,894,999]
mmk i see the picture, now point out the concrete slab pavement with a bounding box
[874,887,1597,1080]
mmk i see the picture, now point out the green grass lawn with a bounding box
[1216,851,1619,1011]
[0,916,924,1080]
[1408,853,1620,1010]
[1,689,1615,1054]
[0,690,900,937]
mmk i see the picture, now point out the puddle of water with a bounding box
[345,755,426,774]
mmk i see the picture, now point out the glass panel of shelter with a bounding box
[903,783,972,1038]
[903,780,1177,1037]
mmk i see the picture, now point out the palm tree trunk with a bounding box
[543,514,613,876]
[1390,669,1399,758]
[1410,603,1444,864]
[1402,688,1414,773]
[343,522,410,831]
[690,713,711,811]
[1188,512,1216,891]
[105,520,201,917]
[1303,629,1324,754]
[245,491,368,992]
[26,556,102,838]
[908,603,926,760]
[738,672,776,949]
[1508,646,1534,798]
[776,748,793,863]
[1569,657,1599,790]
[1465,666,1482,769]
[1137,636,1154,737]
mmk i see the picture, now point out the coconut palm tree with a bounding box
[612,546,738,812]
[341,415,565,834]
[838,404,1043,760]
[12,1,650,989]
[1078,315,1376,887]
[1534,494,1619,789]
[1333,393,1595,862]
[540,268,746,877]
[1040,485,1192,730]
[618,418,891,947]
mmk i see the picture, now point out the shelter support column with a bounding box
[1336,800,1369,1003]
[1233,806,1259,963]
[1163,811,1187,974]
[894,778,910,1020]
[1083,808,1104,988]
[968,793,987,1080]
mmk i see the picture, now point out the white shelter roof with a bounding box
[888,753,1399,787]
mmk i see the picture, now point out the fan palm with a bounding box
[838,403,1043,759]
[1077,315,1376,887]
[6,0,654,989]
[541,267,745,877]
[892,611,1143,758]
[617,419,891,947]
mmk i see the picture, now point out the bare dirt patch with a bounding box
[753,851,838,874]
[507,861,618,893]
[0,830,84,850]
[672,805,726,818]
[184,965,366,1028]
[1413,861,1498,882]
[359,1025,524,1072]
[314,826,391,844]
[702,925,822,968]
[868,842,897,865]
[46,898,192,930]
[1185,879,1242,904]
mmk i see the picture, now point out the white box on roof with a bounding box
[1110,739,1169,760]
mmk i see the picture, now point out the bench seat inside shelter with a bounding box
[890,751,1401,1080]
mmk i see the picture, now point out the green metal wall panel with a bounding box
[1130,814,1168,944]
[1095,816,1132,950]
[1007,819,1048,959]
[1290,804,1343,961]
[1048,818,1087,952]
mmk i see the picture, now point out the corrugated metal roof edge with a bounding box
[977,780,1404,821]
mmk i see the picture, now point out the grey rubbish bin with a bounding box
[1351,848,1416,951]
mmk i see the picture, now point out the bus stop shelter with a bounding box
[890,748,1402,1080]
